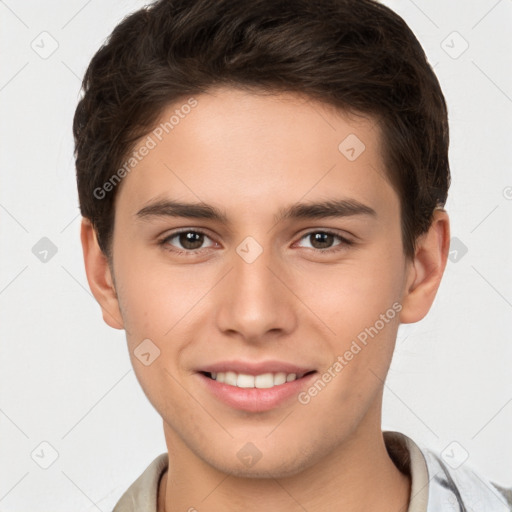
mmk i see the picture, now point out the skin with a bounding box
[81,86,450,511]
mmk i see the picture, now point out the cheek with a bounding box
[113,245,203,336]
[298,253,403,335]
[295,247,403,393]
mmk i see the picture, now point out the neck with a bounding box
[158,407,410,512]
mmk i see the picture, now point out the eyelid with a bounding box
[294,229,354,251]
[160,227,217,251]
[159,227,354,255]
[295,226,353,241]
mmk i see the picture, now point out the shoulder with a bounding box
[404,433,511,511]
[112,453,168,512]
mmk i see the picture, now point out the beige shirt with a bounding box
[112,431,430,511]
[112,431,511,511]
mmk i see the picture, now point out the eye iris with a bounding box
[310,232,334,249]
[173,232,339,251]
[180,232,204,250]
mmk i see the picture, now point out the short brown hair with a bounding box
[73,0,450,260]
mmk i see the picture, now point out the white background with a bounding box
[0,0,511,510]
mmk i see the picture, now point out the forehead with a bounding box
[117,86,396,220]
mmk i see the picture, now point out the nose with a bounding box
[214,238,298,344]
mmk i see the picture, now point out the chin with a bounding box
[204,445,320,480]
[217,460,307,479]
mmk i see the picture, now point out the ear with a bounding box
[399,209,450,324]
[80,218,124,330]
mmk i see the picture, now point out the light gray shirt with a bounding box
[112,431,512,511]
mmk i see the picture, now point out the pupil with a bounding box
[180,232,203,250]
[311,232,333,249]
[177,232,334,251]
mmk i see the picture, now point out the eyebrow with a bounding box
[135,198,377,224]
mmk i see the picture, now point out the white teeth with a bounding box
[225,371,238,386]
[273,372,287,385]
[254,373,274,388]
[237,374,255,388]
[209,371,304,388]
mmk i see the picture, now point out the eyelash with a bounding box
[158,228,354,256]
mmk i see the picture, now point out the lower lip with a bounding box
[197,372,317,412]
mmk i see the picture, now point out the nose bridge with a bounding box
[234,236,275,298]
[215,235,296,340]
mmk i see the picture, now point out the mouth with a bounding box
[200,370,316,389]
[196,364,318,412]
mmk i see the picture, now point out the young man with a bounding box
[73,0,512,510]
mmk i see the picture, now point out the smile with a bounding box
[198,366,318,412]
[205,371,311,388]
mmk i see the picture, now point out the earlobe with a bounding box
[399,209,450,324]
[80,218,124,330]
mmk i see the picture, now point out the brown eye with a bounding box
[297,231,353,252]
[309,232,335,249]
[162,230,216,252]
[178,231,204,250]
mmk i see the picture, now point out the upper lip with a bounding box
[198,360,316,376]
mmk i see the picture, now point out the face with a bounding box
[99,87,420,477]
